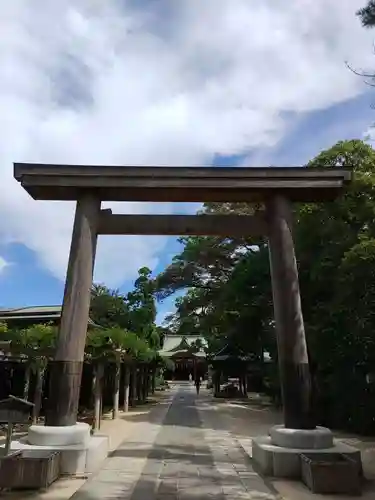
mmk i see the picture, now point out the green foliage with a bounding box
[7,323,57,373]
[88,268,160,361]
[156,139,375,433]
[85,326,152,362]
[155,210,271,357]
[127,268,156,333]
[90,284,130,329]
[357,1,375,28]
[127,267,160,350]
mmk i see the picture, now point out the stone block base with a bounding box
[252,435,362,479]
[2,435,108,477]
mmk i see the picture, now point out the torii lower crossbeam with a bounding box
[98,212,267,236]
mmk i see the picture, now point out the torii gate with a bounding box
[14,164,351,432]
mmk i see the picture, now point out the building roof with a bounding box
[14,164,352,203]
[0,306,99,327]
[0,305,62,314]
[160,335,207,358]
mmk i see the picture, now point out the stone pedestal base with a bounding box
[251,435,362,479]
[28,423,91,447]
[270,424,333,449]
[1,424,108,477]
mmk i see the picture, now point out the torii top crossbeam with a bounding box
[14,163,351,202]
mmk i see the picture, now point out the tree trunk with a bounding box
[32,366,45,424]
[214,370,220,397]
[142,366,148,402]
[130,365,137,407]
[151,368,156,394]
[24,364,31,400]
[123,364,130,413]
[94,361,104,432]
[137,367,143,403]
[243,375,248,397]
[112,356,121,419]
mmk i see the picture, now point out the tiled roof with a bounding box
[0,305,62,315]
[161,335,207,353]
[160,335,207,358]
[0,305,99,326]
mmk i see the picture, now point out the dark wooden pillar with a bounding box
[46,193,101,426]
[266,194,314,430]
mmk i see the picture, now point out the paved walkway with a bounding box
[72,384,277,500]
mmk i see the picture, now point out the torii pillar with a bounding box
[46,193,101,426]
[266,194,314,429]
[251,194,362,479]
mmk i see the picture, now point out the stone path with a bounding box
[72,384,278,499]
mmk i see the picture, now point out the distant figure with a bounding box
[189,373,193,383]
[195,376,201,395]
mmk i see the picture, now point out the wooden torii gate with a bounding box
[14,164,351,430]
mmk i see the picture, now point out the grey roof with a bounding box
[0,305,62,315]
[0,305,99,327]
[161,335,207,352]
[160,335,207,358]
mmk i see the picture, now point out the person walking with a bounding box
[195,376,201,395]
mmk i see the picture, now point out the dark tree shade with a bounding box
[357,1,375,27]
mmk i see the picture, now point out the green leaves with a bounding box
[156,139,375,431]
[85,327,152,361]
[90,284,130,329]
[89,267,159,361]
[3,323,57,372]
[357,0,375,28]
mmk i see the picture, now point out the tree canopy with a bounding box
[156,139,375,433]
[89,267,160,359]
[357,1,375,28]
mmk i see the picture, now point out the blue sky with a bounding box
[0,1,375,325]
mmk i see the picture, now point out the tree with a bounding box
[156,139,375,433]
[90,284,130,329]
[87,269,160,424]
[12,324,57,423]
[357,1,375,28]
[127,267,160,348]
[155,203,270,360]
[85,325,153,427]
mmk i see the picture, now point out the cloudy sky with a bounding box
[0,0,374,324]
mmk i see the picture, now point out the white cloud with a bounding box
[364,125,375,145]
[0,1,373,286]
[0,257,9,275]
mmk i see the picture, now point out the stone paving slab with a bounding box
[71,384,278,500]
